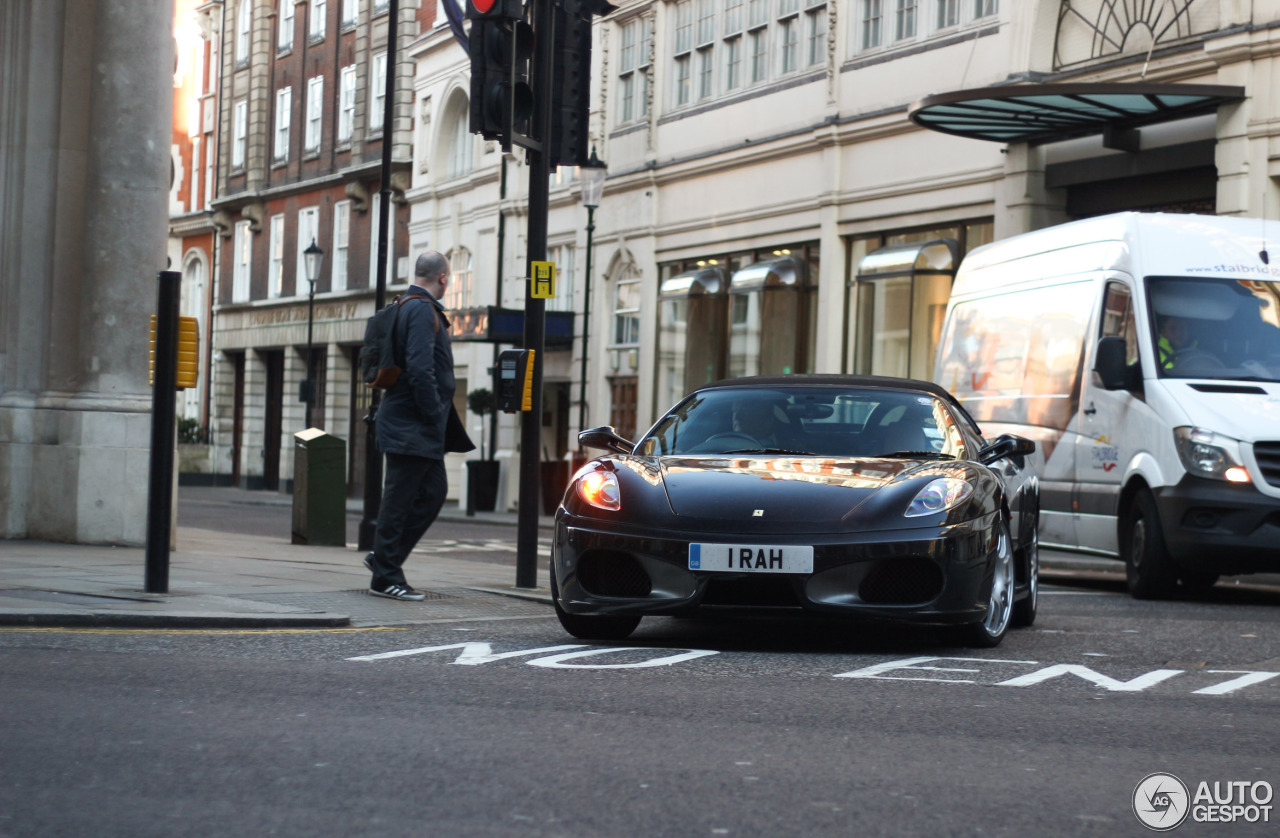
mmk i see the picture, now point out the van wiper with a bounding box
[875,451,956,460]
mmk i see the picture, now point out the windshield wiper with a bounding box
[874,451,956,460]
[717,447,817,456]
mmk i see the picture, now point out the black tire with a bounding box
[550,570,641,641]
[1011,522,1038,628]
[1178,569,1220,594]
[955,518,1014,648]
[1122,489,1179,600]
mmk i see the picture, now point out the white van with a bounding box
[933,212,1280,598]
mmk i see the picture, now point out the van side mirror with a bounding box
[1094,336,1136,391]
[978,434,1036,466]
[578,426,635,455]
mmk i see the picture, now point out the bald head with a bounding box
[414,251,450,300]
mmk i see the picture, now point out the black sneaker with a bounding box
[362,552,375,573]
[370,583,426,602]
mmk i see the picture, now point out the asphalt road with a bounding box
[3,489,1275,836]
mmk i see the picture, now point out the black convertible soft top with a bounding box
[698,374,979,429]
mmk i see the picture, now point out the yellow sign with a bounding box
[531,261,556,299]
[150,315,200,390]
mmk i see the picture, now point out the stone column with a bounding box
[0,0,173,545]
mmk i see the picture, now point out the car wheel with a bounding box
[1011,521,1038,628]
[550,569,641,641]
[957,518,1014,648]
[1122,489,1179,600]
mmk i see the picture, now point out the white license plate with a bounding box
[688,543,814,574]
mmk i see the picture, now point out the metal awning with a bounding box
[908,83,1244,145]
[856,239,958,282]
[729,256,805,294]
[659,267,727,298]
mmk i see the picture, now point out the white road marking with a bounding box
[996,664,1184,692]
[525,648,719,669]
[1192,670,1280,696]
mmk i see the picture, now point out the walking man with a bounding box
[366,251,463,600]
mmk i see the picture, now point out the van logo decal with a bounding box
[1092,443,1120,472]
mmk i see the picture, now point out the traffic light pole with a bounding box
[514,0,556,589]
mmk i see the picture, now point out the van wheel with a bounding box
[551,570,641,641]
[1122,490,1179,600]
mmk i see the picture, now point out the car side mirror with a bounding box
[978,434,1035,466]
[1094,336,1137,391]
[578,426,635,455]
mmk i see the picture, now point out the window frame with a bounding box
[369,51,387,132]
[232,220,251,302]
[278,0,295,51]
[338,64,356,144]
[304,75,324,153]
[274,85,292,162]
[268,213,285,298]
[296,206,320,293]
[309,0,327,41]
[232,99,248,169]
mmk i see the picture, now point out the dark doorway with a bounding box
[262,349,284,491]
[231,351,245,487]
[609,376,638,441]
[347,346,370,498]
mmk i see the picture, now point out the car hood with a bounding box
[1162,381,1280,443]
[659,455,938,526]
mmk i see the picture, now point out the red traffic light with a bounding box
[472,0,496,11]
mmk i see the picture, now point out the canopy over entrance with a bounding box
[908,83,1244,146]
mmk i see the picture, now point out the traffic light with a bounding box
[467,0,533,148]
[550,0,616,167]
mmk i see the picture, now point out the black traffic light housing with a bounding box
[549,0,616,167]
[467,0,533,148]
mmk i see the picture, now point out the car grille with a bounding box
[857,557,945,606]
[1253,441,1280,489]
[577,550,652,598]
[701,576,802,608]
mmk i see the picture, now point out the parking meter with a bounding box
[495,349,534,413]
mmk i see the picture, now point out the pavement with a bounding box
[0,489,558,630]
[1,487,1275,629]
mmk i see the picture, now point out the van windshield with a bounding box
[1147,277,1280,382]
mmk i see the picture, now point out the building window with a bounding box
[936,0,958,28]
[778,16,798,74]
[369,51,387,132]
[279,0,294,51]
[374,0,389,12]
[696,0,715,44]
[725,36,742,90]
[673,1,693,107]
[444,249,473,310]
[974,0,996,17]
[861,0,882,49]
[550,165,578,188]
[274,86,292,161]
[675,55,692,106]
[309,0,327,40]
[338,65,355,143]
[448,107,473,178]
[698,47,715,99]
[546,244,576,313]
[748,0,768,28]
[332,200,350,291]
[297,207,319,292]
[805,4,826,66]
[268,214,285,298]
[232,99,247,169]
[616,16,651,123]
[342,0,357,26]
[614,274,641,348]
[305,76,323,153]
[368,193,394,287]
[232,220,251,302]
[749,28,767,83]
[895,0,916,40]
[236,0,252,64]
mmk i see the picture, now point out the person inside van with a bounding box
[1157,315,1197,369]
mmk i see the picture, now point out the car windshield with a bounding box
[639,387,967,458]
[1148,276,1280,382]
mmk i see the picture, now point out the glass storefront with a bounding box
[656,267,728,409]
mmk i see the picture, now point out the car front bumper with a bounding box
[551,513,1004,626]
[1154,476,1280,574]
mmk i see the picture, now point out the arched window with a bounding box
[444,248,473,310]
[237,0,253,64]
[446,97,473,178]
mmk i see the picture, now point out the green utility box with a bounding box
[292,428,347,546]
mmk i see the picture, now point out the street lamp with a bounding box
[302,238,324,429]
[577,148,607,450]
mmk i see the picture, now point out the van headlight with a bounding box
[1173,427,1250,483]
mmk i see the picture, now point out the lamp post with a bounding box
[303,238,324,429]
[577,149,607,449]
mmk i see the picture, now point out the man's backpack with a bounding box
[359,293,433,389]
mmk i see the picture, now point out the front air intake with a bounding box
[577,550,652,598]
[858,557,944,605]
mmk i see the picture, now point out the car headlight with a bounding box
[905,477,974,518]
[1173,427,1250,483]
[578,470,621,511]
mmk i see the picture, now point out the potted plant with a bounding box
[465,388,500,513]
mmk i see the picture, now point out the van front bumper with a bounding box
[1154,476,1280,574]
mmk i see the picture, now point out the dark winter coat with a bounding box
[375,288,456,459]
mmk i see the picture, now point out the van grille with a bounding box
[1254,441,1280,489]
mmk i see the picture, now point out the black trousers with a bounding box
[370,453,447,587]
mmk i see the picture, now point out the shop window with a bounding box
[727,255,809,378]
[852,239,957,380]
[657,267,727,406]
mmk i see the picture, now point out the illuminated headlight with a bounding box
[578,470,621,511]
[1174,427,1250,483]
[905,477,974,518]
